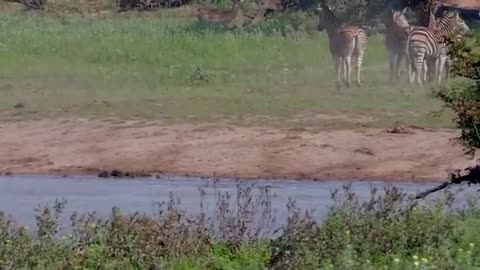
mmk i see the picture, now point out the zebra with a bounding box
[383,8,411,82]
[316,3,367,88]
[5,0,46,10]
[408,2,470,84]
[382,3,433,84]
[406,10,466,86]
[425,12,470,83]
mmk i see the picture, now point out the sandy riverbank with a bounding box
[0,119,472,181]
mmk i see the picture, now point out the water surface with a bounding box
[0,175,472,228]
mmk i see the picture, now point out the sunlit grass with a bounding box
[0,11,452,128]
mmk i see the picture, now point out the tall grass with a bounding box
[1,181,480,269]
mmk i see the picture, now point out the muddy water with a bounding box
[0,175,473,228]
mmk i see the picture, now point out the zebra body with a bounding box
[425,18,469,83]
[383,9,411,82]
[406,11,464,86]
[5,0,46,9]
[316,4,367,88]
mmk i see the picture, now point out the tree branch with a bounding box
[415,165,480,199]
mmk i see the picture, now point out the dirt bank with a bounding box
[0,119,473,181]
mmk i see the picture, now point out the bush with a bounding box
[437,33,480,155]
[1,182,480,269]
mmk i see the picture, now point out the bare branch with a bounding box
[415,165,480,199]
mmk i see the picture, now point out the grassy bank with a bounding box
[0,10,452,128]
[1,182,480,269]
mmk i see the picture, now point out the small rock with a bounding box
[14,103,25,109]
[110,169,124,177]
[353,147,375,156]
[98,171,110,178]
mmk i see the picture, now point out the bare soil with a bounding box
[0,119,473,181]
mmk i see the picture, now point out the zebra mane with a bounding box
[434,10,468,37]
[317,2,340,22]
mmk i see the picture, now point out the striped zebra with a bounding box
[383,8,411,82]
[406,10,466,86]
[316,3,367,88]
[5,0,46,9]
[425,13,470,83]
[382,3,433,84]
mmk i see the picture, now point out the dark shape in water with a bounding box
[98,169,152,178]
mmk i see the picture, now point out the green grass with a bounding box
[0,11,454,128]
[2,183,480,269]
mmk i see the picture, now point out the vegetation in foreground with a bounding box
[0,7,448,128]
[1,182,480,269]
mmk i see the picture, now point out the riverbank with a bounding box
[0,118,471,181]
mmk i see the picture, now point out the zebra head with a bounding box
[393,9,409,28]
[316,6,327,31]
[454,13,470,35]
[316,4,337,32]
[437,10,470,38]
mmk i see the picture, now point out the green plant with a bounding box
[437,33,480,155]
[0,182,480,269]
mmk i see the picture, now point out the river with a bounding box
[0,175,473,228]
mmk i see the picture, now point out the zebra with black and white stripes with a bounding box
[382,3,433,84]
[316,3,367,89]
[5,0,46,9]
[425,13,470,83]
[406,10,467,86]
[383,8,411,82]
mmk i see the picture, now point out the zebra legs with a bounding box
[334,57,342,89]
[425,59,434,82]
[445,57,451,82]
[333,55,361,88]
[395,51,404,81]
[408,56,416,85]
[345,57,352,88]
[352,53,363,87]
[424,54,448,84]
[409,50,426,86]
[388,50,396,83]
[436,57,445,84]
[436,49,449,84]
[388,49,405,82]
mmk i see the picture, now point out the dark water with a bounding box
[0,175,474,228]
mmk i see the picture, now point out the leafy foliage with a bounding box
[437,34,480,155]
[1,183,480,269]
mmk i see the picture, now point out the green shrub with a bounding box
[1,182,480,269]
[437,33,480,155]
